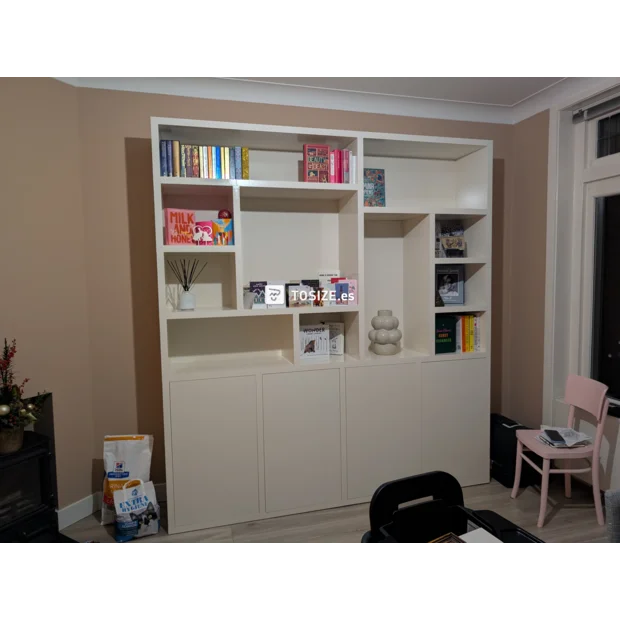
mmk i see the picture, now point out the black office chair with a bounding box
[361,471,543,543]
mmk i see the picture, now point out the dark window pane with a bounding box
[597,112,620,158]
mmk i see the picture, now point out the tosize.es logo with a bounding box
[265,284,285,305]
[292,289,354,303]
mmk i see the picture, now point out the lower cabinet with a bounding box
[170,375,259,529]
[262,369,342,513]
[421,358,490,487]
[345,364,422,499]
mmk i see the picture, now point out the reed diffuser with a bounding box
[167,258,207,311]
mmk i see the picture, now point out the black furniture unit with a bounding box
[0,396,74,542]
[361,471,543,543]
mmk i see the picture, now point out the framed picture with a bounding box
[436,265,464,305]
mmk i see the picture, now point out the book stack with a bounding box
[303,144,357,183]
[159,141,249,180]
[435,313,482,354]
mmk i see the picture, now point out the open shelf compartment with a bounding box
[167,314,295,379]
[158,122,360,184]
[364,213,433,356]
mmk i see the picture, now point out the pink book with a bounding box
[329,150,336,183]
[164,208,195,245]
[334,150,341,184]
[343,150,350,183]
[345,279,357,305]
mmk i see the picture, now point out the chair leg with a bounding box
[564,473,572,499]
[592,463,605,526]
[537,459,551,528]
[511,440,524,499]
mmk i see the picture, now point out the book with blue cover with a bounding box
[364,168,386,207]
[229,147,236,180]
[166,140,172,176]
[235,146,242,179]
[159,140,167,176]
[215,146,222,179]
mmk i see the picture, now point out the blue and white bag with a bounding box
[113,479,160,542]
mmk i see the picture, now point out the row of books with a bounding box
[245,272,357,309]
[159,140,249,180]
[303,144,357,183]
[435,314,482,354]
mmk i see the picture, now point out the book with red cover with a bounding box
[334,149,341,183]
[343,150,350,183]
[329,151,336,183]
[164,208,195,245]
[303,144,330,182]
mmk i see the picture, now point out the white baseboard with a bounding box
[57,483,167,531]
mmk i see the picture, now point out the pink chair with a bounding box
[511,374,609,527]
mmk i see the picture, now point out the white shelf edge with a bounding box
[163,245,236,253]
[159,177,360,191]
[364,207,488,217]
[434,257,488,264]
[165,305,360,320]
[434,305,488,314]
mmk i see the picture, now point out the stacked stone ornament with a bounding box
[368,310,402,355]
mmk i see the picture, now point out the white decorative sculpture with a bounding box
[368,310,402,355]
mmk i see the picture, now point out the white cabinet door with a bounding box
[345,364,422,500]
[421,358,490,487]
[170,375,259,529]
[262,369,342,513]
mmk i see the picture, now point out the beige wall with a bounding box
[1,79,550,507]
[504,111,550,428]
[0,78,94,506]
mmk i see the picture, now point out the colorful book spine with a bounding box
[235,147,242,179]
[461,316,468,352]
[335,150,341,183]
[199,146,205,178]
[159,140,167,176]
[208,147,213,179]
[224,146,230,179]
[180,144,187,177]
[172,141,180,177]
[329,151,336,183]
[474,314,482,352]
[215,146,221,179]
[468,315,475,353]
[229,147,236,180]
[192,145,199,177]
[166,140,172,176]
[241,147,250,180]
[185,145,192,177]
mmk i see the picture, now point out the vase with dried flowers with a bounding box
[167,258,207,311]
[0,339,49,454]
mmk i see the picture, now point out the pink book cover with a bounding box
[343,150,350,183]
[334,150,341,183]
[329,150,336,183]
[345,279,357,305]
[164,208,195,245]
[303,144,330,182]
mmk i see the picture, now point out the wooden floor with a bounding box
[63,479,608,543]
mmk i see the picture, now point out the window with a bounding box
[597,112,620,158]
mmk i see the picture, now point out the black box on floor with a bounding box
[490,413,542,488]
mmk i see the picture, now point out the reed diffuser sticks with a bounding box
[166,258,207,291]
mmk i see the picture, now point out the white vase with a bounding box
[179,291,195,311]
[368,310,402,355]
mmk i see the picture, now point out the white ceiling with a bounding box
[55,77,620,125]
[230,77,565,107]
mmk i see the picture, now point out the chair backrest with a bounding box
[565,374,609,457]
[367,471,464,541]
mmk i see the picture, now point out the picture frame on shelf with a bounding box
[436,265,464,305]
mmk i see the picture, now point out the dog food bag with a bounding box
[113,480,160,542]
[101,435,153,525]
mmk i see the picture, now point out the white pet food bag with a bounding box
[101,435,153,525]
[113,480,160,542]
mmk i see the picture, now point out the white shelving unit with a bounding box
[152,118,493,534]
